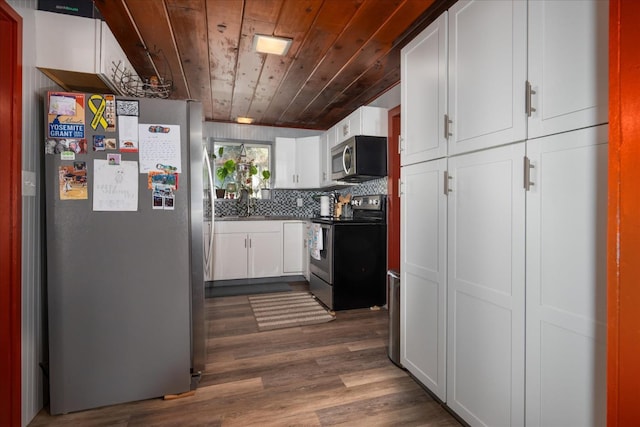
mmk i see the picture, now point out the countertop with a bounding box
[210,216,311,222]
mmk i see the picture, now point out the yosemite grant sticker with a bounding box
[47,92,86,139]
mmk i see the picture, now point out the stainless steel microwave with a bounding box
[330,135,387,182]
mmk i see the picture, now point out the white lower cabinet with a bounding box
[212,221,282,281]
[400,159,448,401]
[282,221,305,275]
[525,125,608,427]
[212,233,249,281]
[248,232,282,278]
[446,142,526,426]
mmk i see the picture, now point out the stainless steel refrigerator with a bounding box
[44,94,205,414]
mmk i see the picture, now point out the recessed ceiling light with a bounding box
[237,116,254,124]
[253,34,292,56]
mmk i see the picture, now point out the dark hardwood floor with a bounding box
[29,283,461,426]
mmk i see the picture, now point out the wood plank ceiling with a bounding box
[94,0,453,130]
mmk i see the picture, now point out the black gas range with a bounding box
[309,195,387,311]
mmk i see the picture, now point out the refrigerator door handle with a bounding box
[203,147,216,279]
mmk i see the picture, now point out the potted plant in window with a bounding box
[215,158,236,198]
[260,169,271,199]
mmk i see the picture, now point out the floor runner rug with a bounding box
[248,291,335,331]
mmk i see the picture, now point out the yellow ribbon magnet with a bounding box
[88,94,109,130]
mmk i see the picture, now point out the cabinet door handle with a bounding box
[398,135,403,153]
[444,114,453,139]
[524,156,535,191]
[249,238,252,249]
[244,238,247,248]
[444,170,453,195]
[525,81,537,117]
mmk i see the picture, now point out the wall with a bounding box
[203,121,321,141]
[7,0,59,425]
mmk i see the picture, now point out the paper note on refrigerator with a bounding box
[138,124,181,173]
[93,159,139,211]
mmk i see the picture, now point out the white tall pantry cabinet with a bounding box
[400,159,447,401]
[400,1,608,426]
[525,125,608,427]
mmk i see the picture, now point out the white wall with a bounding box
[203,121,320,141]
[8,0,60,425]
[367,83,400,110]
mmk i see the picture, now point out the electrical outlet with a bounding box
[296,198,303,207]
[22,170,36,197]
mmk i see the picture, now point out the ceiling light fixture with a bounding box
[236,116,254,124]
[253,34,292,56]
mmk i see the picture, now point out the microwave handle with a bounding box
[342,144,350,174]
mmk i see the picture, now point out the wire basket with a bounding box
[111,61,172,99]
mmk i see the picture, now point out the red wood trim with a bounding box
[387,105,401,272]
[0,1,22,425]
[608,0,640,424]
[607,1,621,424]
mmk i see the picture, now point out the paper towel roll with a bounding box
[320,196,330,216]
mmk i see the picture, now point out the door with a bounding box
[401,11,448,165]
[527,0,609,139]
[446,142,525,426]
[387,106,401,272]
[448,0,527,154]
[525,125,608,426]
[0,2,22,424]
[400,158,447,401]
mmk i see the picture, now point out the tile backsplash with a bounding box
[206,177,388,219]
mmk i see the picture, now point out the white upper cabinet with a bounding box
[448,0,527,154]
[295,136,321,188]
[319,132,331,187]
[274,136,320,189]
[35,11,138,93]
[401,12,448,166]
[36,11,101,74]
[274,137,297,188]
[527,0,609,139]
[334,106,388,145]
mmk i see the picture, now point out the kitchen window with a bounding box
[212,140,272,196]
